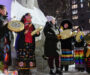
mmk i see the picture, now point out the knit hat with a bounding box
[61,19,72,29]
[46,16,55,22]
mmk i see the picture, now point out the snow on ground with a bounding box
[0,71,4,75]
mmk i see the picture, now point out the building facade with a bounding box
[70,0,90,30]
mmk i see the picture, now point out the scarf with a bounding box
[25,25,33,43]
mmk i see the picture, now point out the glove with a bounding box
[42,55,48,60]
[80,35,83,40]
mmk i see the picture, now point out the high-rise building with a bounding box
[70,0,90,30]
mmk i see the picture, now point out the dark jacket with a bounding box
[60,20,74,50]
[0,14,12,65]
[15,24,40,51]
[0,14,9,38]
[74,37,86,47]
[61,37,74,50]
[44,22,59,57]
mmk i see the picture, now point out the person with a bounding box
[43,16,62,75]
[84,33,90,74]
[74,26,86,71]
[0,5,12,71]
[15,13,40,74]
[60,19,74,72]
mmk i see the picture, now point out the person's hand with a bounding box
[3,20,8,26]
[36,31,40,35]
[80,35,83,40]
[24,30,28,34]
[57,34,61,39]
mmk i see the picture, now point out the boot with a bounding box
[65,65,68,72]
[56,68,63,75]
[49,69,55,75]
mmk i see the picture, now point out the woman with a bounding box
[43,16,62,75]
[15,13,40,74]
[0,5,12,70]
[84,33,90,74]
[60,20,74,72]
[74,26,86,71]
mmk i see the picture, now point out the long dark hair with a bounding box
[61,19,72,29]
[77,26,83,31]
[0,5,8,16]
[0,5,5,9]
[21,13,31,23]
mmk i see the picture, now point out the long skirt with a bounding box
[61,49,74,65]
[0,37,11,70]
[17,43,36,70]
[86,45,90,73]
[74,47,85,70]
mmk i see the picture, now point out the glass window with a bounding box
[89,19,90,23]
[72,0,77,4]
[80,0,83,2]
[72,4,78,9]
[88,2,90,10]
[72,15,78,20]
[81,3,83,8]
[88,2,90,7]
[72,10,78,14]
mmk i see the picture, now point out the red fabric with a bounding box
[24,18,31,25]
[4,53,8,62]
[25,25,33,43]
[24,15,32,25]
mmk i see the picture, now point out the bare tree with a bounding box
[38,0,70,24]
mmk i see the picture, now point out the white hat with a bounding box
[46,16,55,22]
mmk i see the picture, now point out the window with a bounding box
[72,4,78,9]
[81,3,83,8]
[89,19,90,23]
[80,0,83,2]
[72,10,78,14]
[88,2,90,10]
[72,0,77,4]
[88,2,90,7]
[72,15,78,20]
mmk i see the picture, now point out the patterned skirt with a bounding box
[16,43,36,70]
[74,47,85,69]
[86,45,90,73]
[61,49,74,65]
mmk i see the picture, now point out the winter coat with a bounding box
[15,24,40,51]
[0,14,12,65]
[43,22,59,57]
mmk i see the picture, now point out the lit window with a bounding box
[81,3,83,8]
[72,15,78,20]
[80,0,83,2]
[88,2,90,10]
[72,0,77,4]
[89,19,90,23]
[72,10,78,14]
[88,2,90,7]
[72,4,78,9]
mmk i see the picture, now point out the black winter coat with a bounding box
[61,37,74,50]
[44,22,59,57]
[0,14,12,65]
[15,25,40,51]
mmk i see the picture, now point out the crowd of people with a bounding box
[0,5,90,75]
